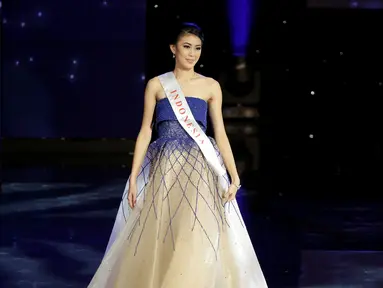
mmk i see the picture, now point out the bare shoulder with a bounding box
[196,74,221,91]
[146,76,162,90]
[206,77,219,86]
[144,76,163,99]
[199,76,221,100]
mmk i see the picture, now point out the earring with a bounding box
[173,54,175,58]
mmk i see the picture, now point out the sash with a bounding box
[157,72,227,180]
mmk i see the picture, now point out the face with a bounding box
[171,33,202,69]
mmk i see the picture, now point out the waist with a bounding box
[156,121,207,139]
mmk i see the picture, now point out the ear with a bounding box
[169,44,176,55]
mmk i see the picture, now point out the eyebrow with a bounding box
[183,42,202,47]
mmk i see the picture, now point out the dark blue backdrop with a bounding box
[2,0,146,138]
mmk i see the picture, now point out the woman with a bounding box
[88,22,268,288]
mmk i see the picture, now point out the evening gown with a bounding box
[88,97,268,288]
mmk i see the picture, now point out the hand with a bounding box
[225,183,240,202]
[127,181,137,209]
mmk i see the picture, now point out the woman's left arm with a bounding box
[208,79,240,187]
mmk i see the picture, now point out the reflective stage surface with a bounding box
[1,165,383,288]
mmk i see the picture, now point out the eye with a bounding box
[183,45,191,49]
[196,47,201,51]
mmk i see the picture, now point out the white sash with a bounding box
[158,72,227,181]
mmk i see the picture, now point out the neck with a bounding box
[173,65,195,81]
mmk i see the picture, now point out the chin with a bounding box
[181,61,196,69]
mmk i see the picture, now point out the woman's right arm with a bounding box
[129,78,158,184]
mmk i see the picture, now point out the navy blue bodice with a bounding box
[155,97,208,139]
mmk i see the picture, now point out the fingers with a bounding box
[223,193,233,203]
[227,193,235,202]
[222,188,237,203]
[227,190,237,202]
[128,192,137,209]
[128,193,133,209]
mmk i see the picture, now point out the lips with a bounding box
[186,59,194,63]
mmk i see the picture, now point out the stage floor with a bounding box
[1,166,382,288]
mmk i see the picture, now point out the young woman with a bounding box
[88,22,267,288]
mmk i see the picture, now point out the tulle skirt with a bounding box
[88,137,268,288]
